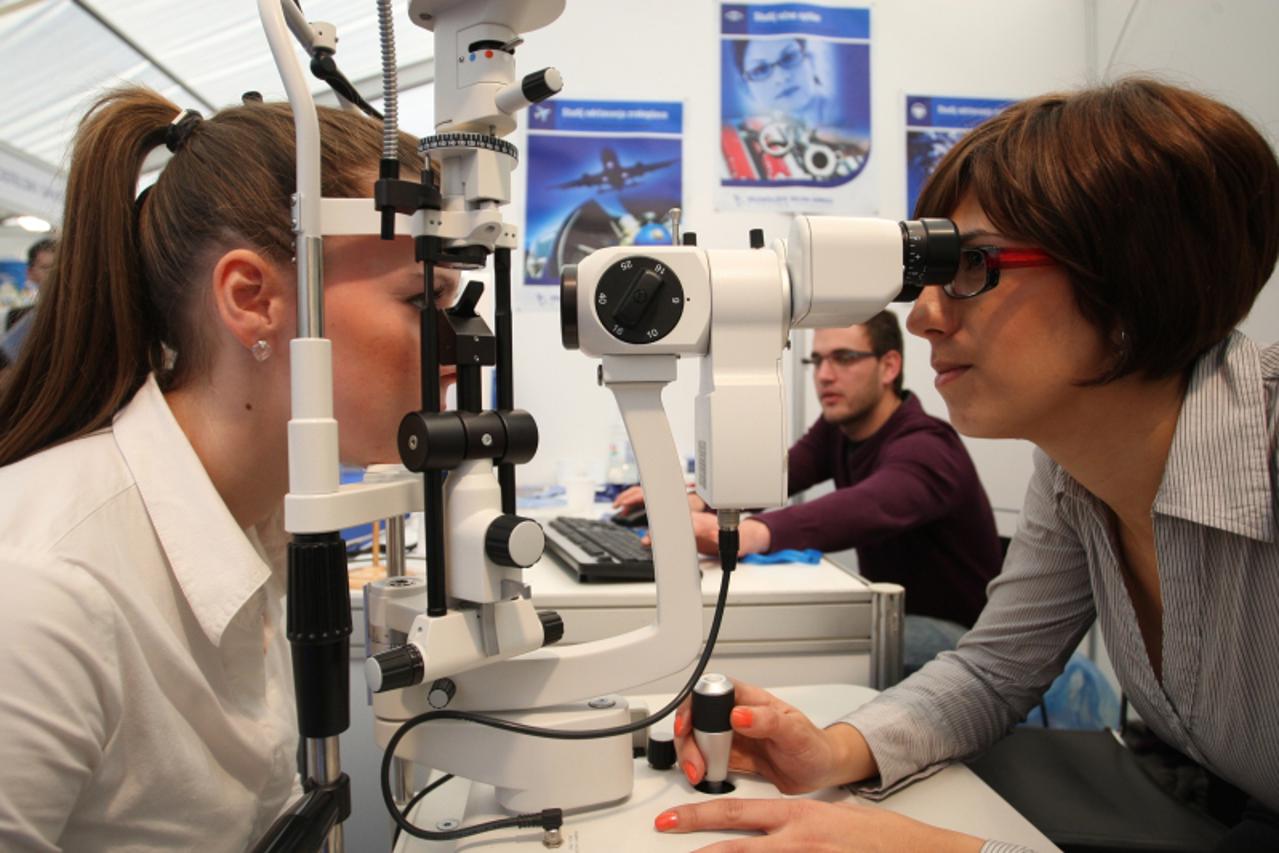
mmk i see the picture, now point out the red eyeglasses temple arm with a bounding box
[987,248,1056,270]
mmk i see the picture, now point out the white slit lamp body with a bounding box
[259,0,933,839]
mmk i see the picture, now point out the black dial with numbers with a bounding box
[594,255,686,344]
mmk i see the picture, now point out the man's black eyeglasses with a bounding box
[801,349,877,369]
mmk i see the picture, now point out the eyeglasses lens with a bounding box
[745,47,804,82]
[777,47,804,71]
[952,249,989,298]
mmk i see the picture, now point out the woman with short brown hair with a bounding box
[661,78,1279,852]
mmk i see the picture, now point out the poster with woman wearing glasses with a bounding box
[719,2,873,214]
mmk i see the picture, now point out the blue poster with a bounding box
[523,99,683,298]
[718,3,874,214]
[905,95,1014,216]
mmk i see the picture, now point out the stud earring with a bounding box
[251,339,272,362]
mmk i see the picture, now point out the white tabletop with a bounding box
[395,683,1059,852]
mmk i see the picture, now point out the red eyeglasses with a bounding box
[944,246,1058,299]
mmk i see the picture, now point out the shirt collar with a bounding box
[1154,332,1274,541]
[112,375,272,646]
[1053,333,1274,542]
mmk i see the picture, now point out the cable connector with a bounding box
[514,808,563,830]
[716,510,741,575]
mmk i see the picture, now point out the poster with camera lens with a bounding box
[719,2,873,214]
[522,99,682,304]
[905,95,1013,216]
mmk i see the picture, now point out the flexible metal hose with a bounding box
[377,0,398,159]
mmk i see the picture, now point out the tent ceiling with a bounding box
[0,0,434,179]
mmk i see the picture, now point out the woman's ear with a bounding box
[208,248,292,353]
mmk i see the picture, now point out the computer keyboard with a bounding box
[544,516,655,582]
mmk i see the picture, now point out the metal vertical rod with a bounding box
[868,582,905,690]
[494,247,516,515]
[307,737,344,852]
[297,235,325,338]
[386,515,405,579]
[421,253,447,617]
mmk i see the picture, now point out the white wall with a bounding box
[1093,0,1279,347]
[499,0,1089,502]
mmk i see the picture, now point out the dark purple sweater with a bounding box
[754,393,1002,627]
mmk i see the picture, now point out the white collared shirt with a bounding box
[0,376,300,851]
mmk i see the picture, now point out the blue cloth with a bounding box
[741,548,822,565]
[1022,652,1120,731]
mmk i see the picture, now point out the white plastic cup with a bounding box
[563,477,596,513]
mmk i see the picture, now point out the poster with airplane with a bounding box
[523,99,682,297]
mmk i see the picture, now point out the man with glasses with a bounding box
[753,310,1002,670]
[617,311,1003,671]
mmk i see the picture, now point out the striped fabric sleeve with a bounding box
[840,449,1097,795]
[980,841,1038,853]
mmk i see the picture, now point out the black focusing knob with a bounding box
[427,678,456,709]
[538,610,565,646]
[367,643,424,693]
[647,728,677,770]
[486,514,545,568]
[594,256,686,345]
[522,67,563,104]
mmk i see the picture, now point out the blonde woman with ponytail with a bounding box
[0,87,458,851]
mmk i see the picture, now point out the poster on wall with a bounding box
[718,2,873,215]
[522,99,683,308]
[905,95,1014,216]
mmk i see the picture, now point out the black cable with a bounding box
[391,774,454,847]
[381,532,740,842]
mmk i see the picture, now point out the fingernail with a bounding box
[731,706,753,728]
[674,712,688,737]
[682,760,698,785]
[654,811,679,832]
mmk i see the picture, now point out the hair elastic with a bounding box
[165,108,203,153]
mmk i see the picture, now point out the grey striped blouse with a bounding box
[842,332,1279,840]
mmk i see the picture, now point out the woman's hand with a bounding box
[672,680,876,794]
[653,798,986,853]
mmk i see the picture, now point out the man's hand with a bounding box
[613,484,707,514]
[653,797,986,853]
[679,515,772,556]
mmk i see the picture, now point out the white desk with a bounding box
[394,683,1059,852]
[521,549,878,691]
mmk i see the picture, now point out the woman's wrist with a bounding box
[822,721,879,787]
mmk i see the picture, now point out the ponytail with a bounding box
[0,86,424,467]
[0,88,175,466]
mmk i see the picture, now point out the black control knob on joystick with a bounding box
[692,673,736,794]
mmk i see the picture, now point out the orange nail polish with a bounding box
[731,706,753,728]
[674,712,688,737]
[655,811,679,831]
[682,760,698,785]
